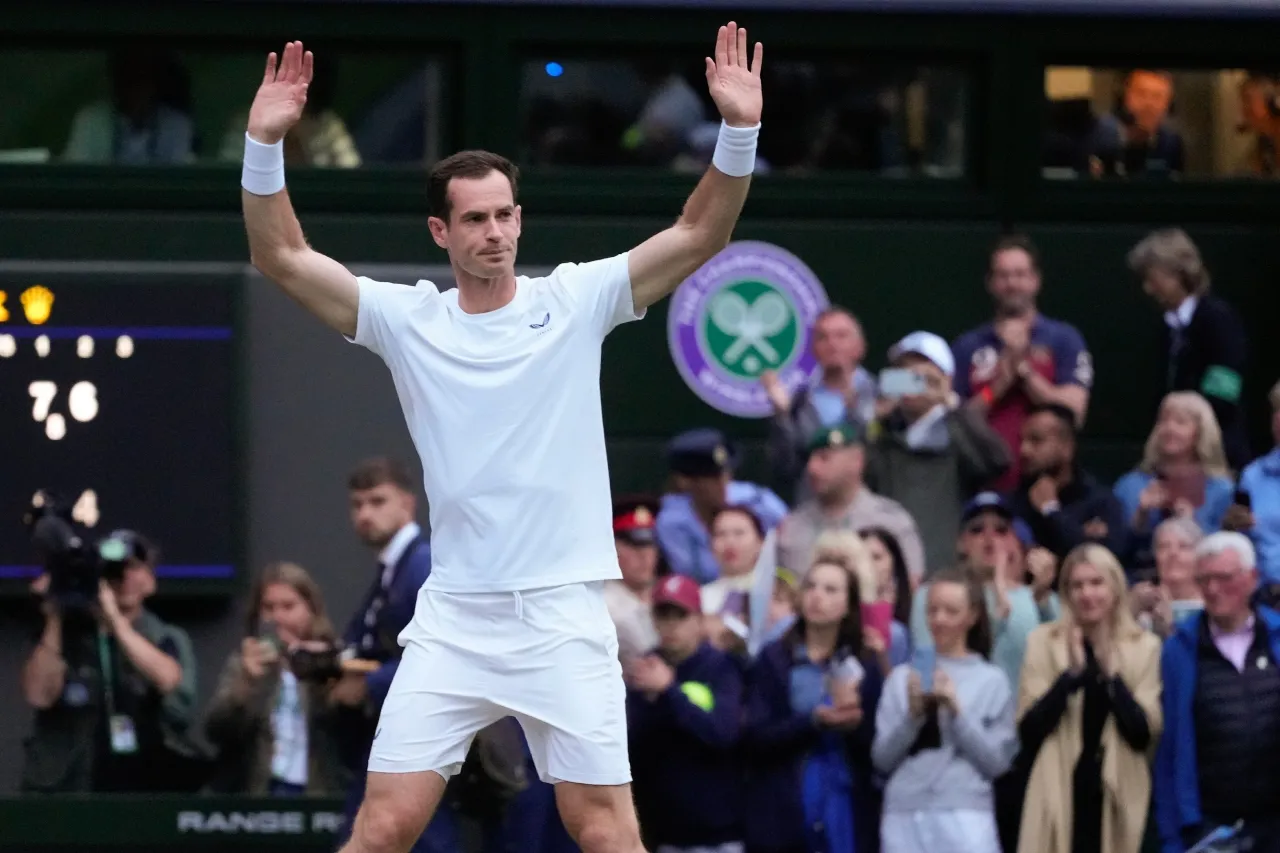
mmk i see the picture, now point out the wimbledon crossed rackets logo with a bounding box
[668,241,828,418]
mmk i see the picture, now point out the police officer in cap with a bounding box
[604,496,663,664]
[655,428,788,584]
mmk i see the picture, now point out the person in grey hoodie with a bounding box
[873,566,1017,853]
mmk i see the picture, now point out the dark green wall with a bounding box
[4,1,1280,487]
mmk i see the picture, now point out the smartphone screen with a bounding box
[912,646,936,693]
[879,367,928,398]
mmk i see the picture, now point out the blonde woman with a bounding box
[1113,391,1234,562]
[1016,544,1162,853]
[205,562,348,796]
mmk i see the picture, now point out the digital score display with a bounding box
[0,267,240,596]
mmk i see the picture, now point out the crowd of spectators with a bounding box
[16,227,1280,853]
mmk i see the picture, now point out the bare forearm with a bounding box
[243,189,308,269]
[22,618,66,708]
[110,618,182,694]
[680,165,751,248]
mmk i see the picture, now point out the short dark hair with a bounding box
[1028,403,1079,440]
[710,505,766,539]
[347,457,416,494]
[989,233,1041,274]
[426,150,520,222]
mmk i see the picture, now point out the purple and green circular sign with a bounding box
[667,241,829,418]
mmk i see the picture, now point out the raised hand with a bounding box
[705,22,763,128]
[247,41,314,145]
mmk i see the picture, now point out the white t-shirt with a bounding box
[349,252,644,593]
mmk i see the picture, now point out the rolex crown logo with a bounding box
[20,286,54,325]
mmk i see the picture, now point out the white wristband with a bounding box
[711,121,760,178]
[241,132,285,196]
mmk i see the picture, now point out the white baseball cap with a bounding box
[889,331,955,377]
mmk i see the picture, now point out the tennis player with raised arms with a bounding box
[241,24,761,853]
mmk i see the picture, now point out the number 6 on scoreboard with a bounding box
[28,381,57,423]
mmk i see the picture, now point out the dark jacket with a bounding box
[628,643,744,847]
[1006,468,1128,561]
[742,638,883,853]
[865,405,1011,575]
[1154,606,1280,853]
[768,370,877,503]
[203,652,351,795]
[1162,293,1250,471]
[20,609,199,793]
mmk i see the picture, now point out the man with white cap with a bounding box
[864,331,1011,576]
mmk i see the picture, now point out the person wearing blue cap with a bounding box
[656,428,788,584]
[908,493,1060,693]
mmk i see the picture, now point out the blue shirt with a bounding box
[1240,448,1280,585]
[657,480,789,584]
[809,366,878,427]
[1113,469,1234,563]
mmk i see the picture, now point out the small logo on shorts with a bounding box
[668,240,828,418]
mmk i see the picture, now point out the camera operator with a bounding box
[19,530,198,793]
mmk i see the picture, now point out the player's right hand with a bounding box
[247,41,314,145]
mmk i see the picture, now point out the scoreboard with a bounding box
[0,264,241,596]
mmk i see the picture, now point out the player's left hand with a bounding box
[705,22,763,128]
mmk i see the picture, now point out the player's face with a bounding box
[259,581,315,646]
[428,171,522,280]
[349,483,415,550]
[987,248,1040,315]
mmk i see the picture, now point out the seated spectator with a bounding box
[763,306,878,502]
[864,331,1011,574]
[657,428,787,584]
[702,506,766,654]
[1155,532,1280,853]
[1114,391,1234,566]
[20,530,199,793]
[205,562,349,796]
[911,493,1059,693]
[1129,517,1204,639]
[1085,70,1184,179]
[63,49,194,165]
[1017,544,1161,853]
[624,575,743,853]
[952,235,1094,491]
[778,421,926,583]
[1128,228,1250,471]
[1231,378,1280,598]
[874,567,1017,853]
[605,497,661,664]
[1007,403,1127,560]
[742,558,883,853]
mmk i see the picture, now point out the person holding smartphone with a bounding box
[873,567,1016,853]
[742,558,883,853]
[864,331,1011,578]
[205,561,350,796]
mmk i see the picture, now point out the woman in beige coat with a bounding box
[1016,543,1162,853]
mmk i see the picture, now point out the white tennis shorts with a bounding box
[368,581,630,786]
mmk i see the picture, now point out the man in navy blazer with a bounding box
[334,457,458,853]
